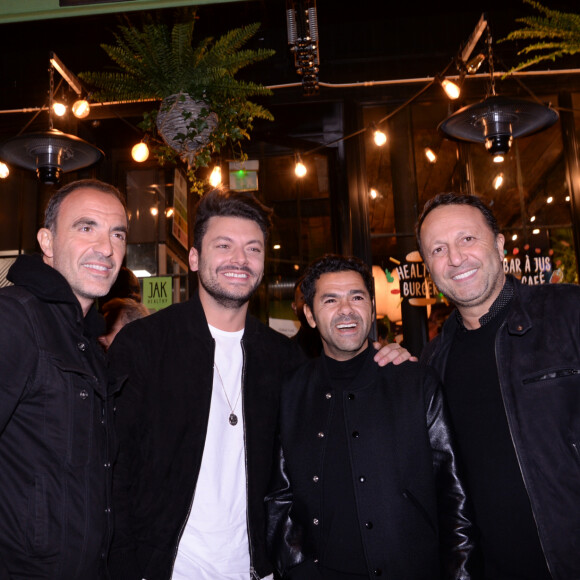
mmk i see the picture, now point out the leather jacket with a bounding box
[108,292,305,580]
[266,345,477,580]
[0,254,115,579]
[421,276,580,580]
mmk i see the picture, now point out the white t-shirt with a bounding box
[172,325,253,579]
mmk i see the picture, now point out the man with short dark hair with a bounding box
[266,254,476,580]
[417,192,580,580]
[0,179,128,579]
[108,190,411,580]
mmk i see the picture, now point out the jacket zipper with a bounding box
[494,320,554,579]
[167,340,216,580]
[241,339,260,580]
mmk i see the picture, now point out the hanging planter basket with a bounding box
[156,93,219,165]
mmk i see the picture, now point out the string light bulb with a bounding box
[165,207,174,218]
[0,162,9,179]
[52,102,67,117]
[441,79,461,100]
[132,141,149,163]
[493,173,504,190]
[424,147,437,163]
[150,206,159,217]
[373,128,387,146]
[295,155,307,178]
[72,99,90,119]
[369,188,378,199]
[209,165,222,187]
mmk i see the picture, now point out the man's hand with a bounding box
[373,341,417,366]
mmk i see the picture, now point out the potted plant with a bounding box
[80,12,275,192]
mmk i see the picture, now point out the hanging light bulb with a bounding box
[132,141,149,163]
[369,188,378,199]
[373,129,387,146]
[424,147,437,163]
[493,173,504,190]
[295,155,307,178]
[72,99,90,119]
[209,165,222,187]
[150,206,159,217]
[52,102,67,117]
[441,79,461,100]
[165,207,174,218]
[546,196,553,203]
[0,162,9,179]
[466,53,486,74]
[493,154,505,163]
[511,234,518,241]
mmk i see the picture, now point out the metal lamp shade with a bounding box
[438,96,559,156]
[0,129,104,184]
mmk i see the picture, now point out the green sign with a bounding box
[142,276,172,312]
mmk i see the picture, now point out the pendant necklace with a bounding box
[214,362,242,426]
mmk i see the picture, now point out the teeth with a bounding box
[85,264,108,271]
[224,272,248,278]
[453,269,476,280]
[337,323,356,329]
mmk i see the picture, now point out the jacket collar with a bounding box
[8,253,104,336]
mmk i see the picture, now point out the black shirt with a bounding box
[319,347,369,578]
[444,282,551,580]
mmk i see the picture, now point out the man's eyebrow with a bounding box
[72,218,97,228]
[112,224,128,234]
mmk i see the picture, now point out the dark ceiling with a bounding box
[0,0,578,264]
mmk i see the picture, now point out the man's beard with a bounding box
[199,266,261,309]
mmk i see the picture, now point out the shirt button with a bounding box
[77,342,87,352]
[325,392,332,399]
[79,390,89,400]
[104,507,111,514]
[359,476,366,483]
[312,475,319,482]
[352,431,360,438]
[365,521,373,529]
[104,462,111,469]
[313,518,319,526]
[373,569,382,576]
[317,432,325,438]
[348,393,355,400]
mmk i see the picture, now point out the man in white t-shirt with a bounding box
[108,188,411,580]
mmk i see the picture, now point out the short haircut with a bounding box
[301,254,374,309]
[192,188,273,253]
[44,179,127,232]
[415,192,500,257]
[101,298,149,332]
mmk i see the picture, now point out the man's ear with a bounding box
[189,247,199,272]
[37,228,54,259]
[304,303,317,329]
[496,233,505,262]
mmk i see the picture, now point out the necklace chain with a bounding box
[214,362,242,426]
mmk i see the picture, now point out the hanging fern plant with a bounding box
[501,0,580,73]
[80,13,275,193]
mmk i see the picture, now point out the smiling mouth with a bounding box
[452,268,477,281]
[336,322,357,329]
[223,271,249,279]
[83,264,111,273]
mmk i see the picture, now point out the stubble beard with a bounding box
[199,267,261,309]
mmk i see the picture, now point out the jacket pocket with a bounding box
[25,474,55,557]
[522,368,580,384]
[402,488,437,534]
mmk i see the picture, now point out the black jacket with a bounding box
[107,292,305,580]
[0,254,115,579]
[266,346,477,580]
[421,276,580,580]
